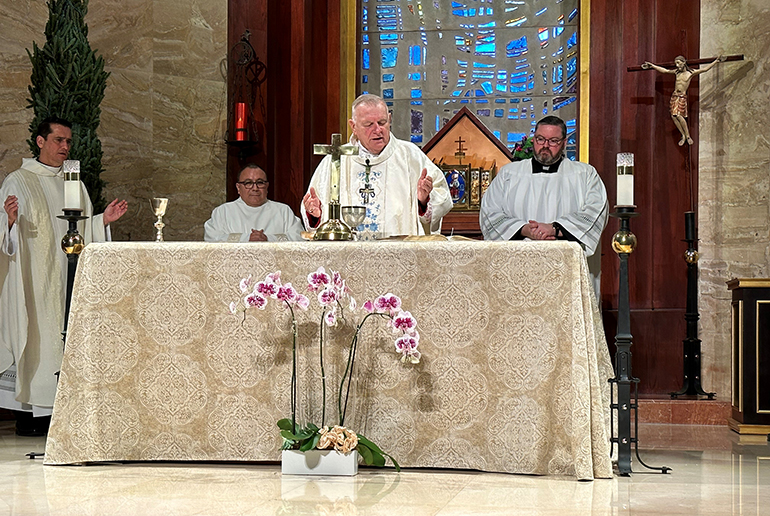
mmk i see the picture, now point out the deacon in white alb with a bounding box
[1,117,128,435]
[301,94,452,237]
[480,115,608,295]
[204,164,304,242]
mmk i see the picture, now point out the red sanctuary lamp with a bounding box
[234,102,247,141]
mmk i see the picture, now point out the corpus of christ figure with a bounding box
[641,54,725,146]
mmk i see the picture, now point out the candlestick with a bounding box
[616,153,634,206]
[63,160,81,210]
[684,211,695,241]
[235,102,247,141]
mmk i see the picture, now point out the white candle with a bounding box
[616,153,634,206]
[63,160,81,210]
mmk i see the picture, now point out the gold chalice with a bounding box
[151,198,168,242]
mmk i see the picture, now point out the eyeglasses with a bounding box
[533,135,565,146]
[238,180,269,189]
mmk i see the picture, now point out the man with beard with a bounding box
[479,115,608,296]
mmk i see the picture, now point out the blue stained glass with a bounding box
[410,45,422,66]
[542,70,548,85]
[569,9,578,22]
[476,42,495,56]
[552,65,563,84]
[528,80,535,89]
[477,109,490,116]
[380,34,398,44]
[381,47,398,68]
[383,73,395,82]
[509,132,526,142]
[553,27,564,37]
[411,89,423,98]
[486,8,493,15]
[411,109,423,134]
[362,75,368,83]
[363,35,369,43]
[479,21,496,28]
[522,97,532,102]
[495,98,506,103]
[475,62,495,69]
[506,16,527,27]
[506,36,528,58]
[566,118,577,129]
[363,49,370,70]
[567,32,577,49]
[535,7,547,16]
[411,100,423,105]
[554,97,576,110]
[567,57,577,78]
[511,99,520,103]
[451,1,462,6]
[411,135,423,143]
[511,71,527,83]
[460,99,469,103]
[464,90,472,97]
[552,84,563,93]
[481,82,493,94]
[493,130,501,139]
[538,29,549,42]
[409,73,422,80]
[383,89,394,99]
[494,109,504,117]
[475,90,486,97]
[436,115,441,132]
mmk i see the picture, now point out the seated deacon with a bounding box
[301,94,452,237]
[479,115,608,295]
[204,164,304,242]
[1,116,128,436]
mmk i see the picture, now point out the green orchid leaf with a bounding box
[277,419,294,432]
[299,438,315,452]
[357,434,385,455]
[280,430,299,441]
[357,443,374,465]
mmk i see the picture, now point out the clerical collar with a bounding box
[532,156,563,174]
[35,158,62,174]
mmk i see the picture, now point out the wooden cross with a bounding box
[359,159,375,205]
[454,136,466,165]
[314,133,359,203]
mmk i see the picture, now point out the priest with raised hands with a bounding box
[204,164,304,242]
[301,94,452,238]
[0,116,128,436]
[480,115,608,296]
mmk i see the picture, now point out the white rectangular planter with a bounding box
[281,449,359,476]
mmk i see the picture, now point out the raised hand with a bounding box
[303,187,322,218]
[417,168,433,204]
[103,198,128,226]
[4,195,18,228]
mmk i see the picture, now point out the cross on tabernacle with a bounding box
[314,133,359,203]
[359,159,375,205]
[455,136,466,165]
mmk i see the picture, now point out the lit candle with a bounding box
[235,102,247,141]
[616,153,634,206]
[63,160,81,210]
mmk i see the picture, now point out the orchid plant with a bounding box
[230,267,421,470]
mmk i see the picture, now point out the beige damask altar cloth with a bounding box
[44,241,613,480]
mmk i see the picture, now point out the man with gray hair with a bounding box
[301,94,452,237]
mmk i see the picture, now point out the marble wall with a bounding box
[0,0,228,241]
[699,0,770,398]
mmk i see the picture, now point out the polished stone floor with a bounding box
[1,421,768,515]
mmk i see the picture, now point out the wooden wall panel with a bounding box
[227,0,341,213]
[591,0,700,394]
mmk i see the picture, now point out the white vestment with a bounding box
[204,198,304,242]
[301,134,452,237]
[0,158,108,411]
[480,158,608,294]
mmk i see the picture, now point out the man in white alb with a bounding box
[480,115,608,296]
[204,164,304,242]
[1,117,128,435]
[301,94,452,237]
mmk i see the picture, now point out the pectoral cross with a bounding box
[314,133,359,203]
[455,136,466,165]
[359,159,375,205]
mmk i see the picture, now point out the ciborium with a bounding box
[151,198,169,242]
[341,206,366,240]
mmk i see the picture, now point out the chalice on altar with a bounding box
[341,206,366,240]
[151,198,168,242]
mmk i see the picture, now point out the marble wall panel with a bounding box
[87,0,154,72]
[700,0,770,400]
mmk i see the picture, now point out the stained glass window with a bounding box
[358,0,579,158]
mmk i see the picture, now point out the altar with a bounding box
[44,240,613,480]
